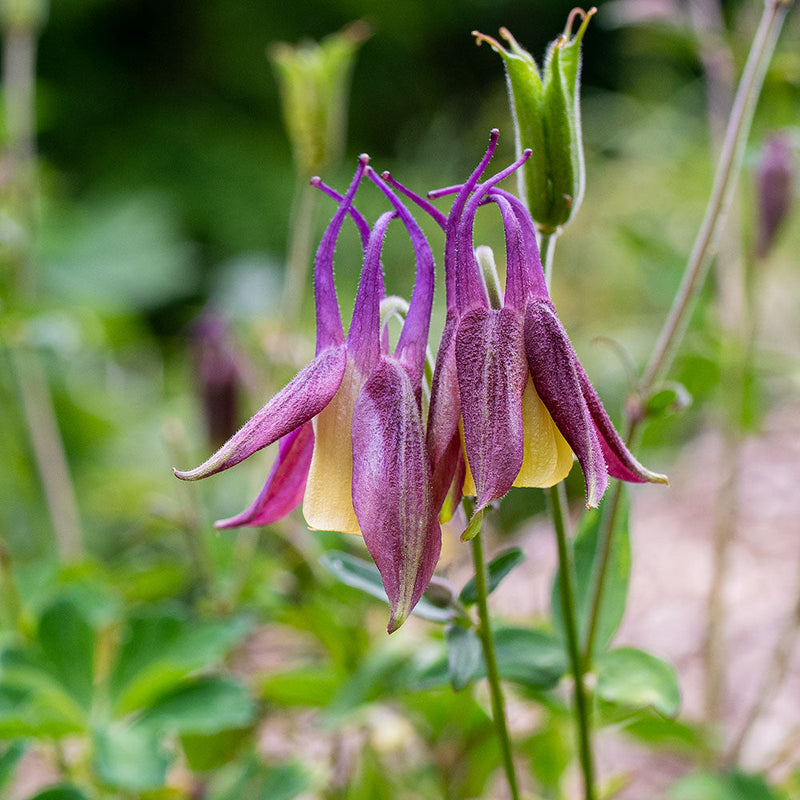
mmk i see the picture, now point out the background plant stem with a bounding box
[580,0,793,672]
[468,518,521,800]
[3,12,83,562]
[281,176,320,321]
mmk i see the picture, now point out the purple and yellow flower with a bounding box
[387,130,666,518]
[175,157,440,631]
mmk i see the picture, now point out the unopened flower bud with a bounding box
[190,312,242,448]
[756,132,795,259]
[268,21,370,176]
[474,8,596,233]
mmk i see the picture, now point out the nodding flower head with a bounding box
[174,156,441,632]
[385,130,667,524]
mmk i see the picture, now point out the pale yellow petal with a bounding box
[513,378,573,488]
[303,362,362,534]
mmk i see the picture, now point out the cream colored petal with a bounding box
[303,362,362,534]
[513,378,573,488]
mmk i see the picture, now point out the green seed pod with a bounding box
[475,8,595,233]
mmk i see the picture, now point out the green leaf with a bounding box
[0,741,26,793]
[411,627,566,691]
[92,723,170,791]
[551,497,631,656]
[596,647,680,717]
[460,509,484,542]
[210,758,312,800]
[445,625,482,691]
[459,547,525,606]
[181,727,252,772]
[138,676,256,735]
[37,599,95,710]
[669,770,786,800]
[523,716,572,794]
[646,382,692,418]
[24,786,89,800]
[493,627,567,689]
[260,666,339,708]
[319,551,454,623]
[109,610,253,716]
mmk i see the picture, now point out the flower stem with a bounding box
[639,0,793,393]
[282,175,320,320]
[548,486,596,800]
[468,511,520,800]
[581,0,793,675]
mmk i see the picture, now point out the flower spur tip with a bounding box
[359,153,370,165]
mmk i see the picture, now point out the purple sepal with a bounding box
[524,300,609,507]
[352,359,441,633]
[455,307,528,511]
[215,423,314,529]
[174,345,347,481]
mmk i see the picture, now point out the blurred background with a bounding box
[1,0,799,798]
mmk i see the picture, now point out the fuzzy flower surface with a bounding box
[175,158,440,631]
[387,130,667,519]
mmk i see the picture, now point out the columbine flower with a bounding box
[387,130,666,518]
[174,157,440,632]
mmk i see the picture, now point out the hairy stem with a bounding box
[468,514,521,800]
[549,486,596,800]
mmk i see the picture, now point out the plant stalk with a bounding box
[581,0,793,668]
[469,520,521,800]
[548,486,596,800]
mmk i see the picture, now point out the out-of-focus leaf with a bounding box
[669,770,786,800]
[109,611,253,715]
[624,712,710,753]
[320,551,454,623]
[411,627,566,691]
[551,497,630,656]
[180,727,253,772]
[445,624,482,690]
[92,723,169,791]
[0,741,26,793]
[523,717,572,795]
[137,677,256,735]
[37,599,95,710]
[0,655,88,735]
[210,758,311,800]
[24,786,89,800]
[459,547,525,606]
[645,382,692,418]
[596,647,680,717]
[38,193,196,310]
[260,666,339,708]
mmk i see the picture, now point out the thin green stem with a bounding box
[538,229,560,291]
[548,486,596,800]
[639,0,792,393]
[281,176,320,320]
[582,0,793,670]
[468,515,520,800]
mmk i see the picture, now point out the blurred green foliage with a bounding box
[1,0,799,798]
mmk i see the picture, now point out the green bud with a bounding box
[268,21,370,176]
[475,7,595,233]
[0,0,48,31]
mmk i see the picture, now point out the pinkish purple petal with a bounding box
[174,345,347,481]
[351,358,441,633]
[215,423,314,529]
[427,314,462,506]
[455,307,529,511]
[524,300,607,507]
[576,363,668,486]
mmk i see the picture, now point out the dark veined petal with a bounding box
[426,314,463,511]
[524,300,608,507]
[351,359,441,633]
[174,345,347,481]
[575,362,668,486]
[455,306,529,511]
[214,423,314,529]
